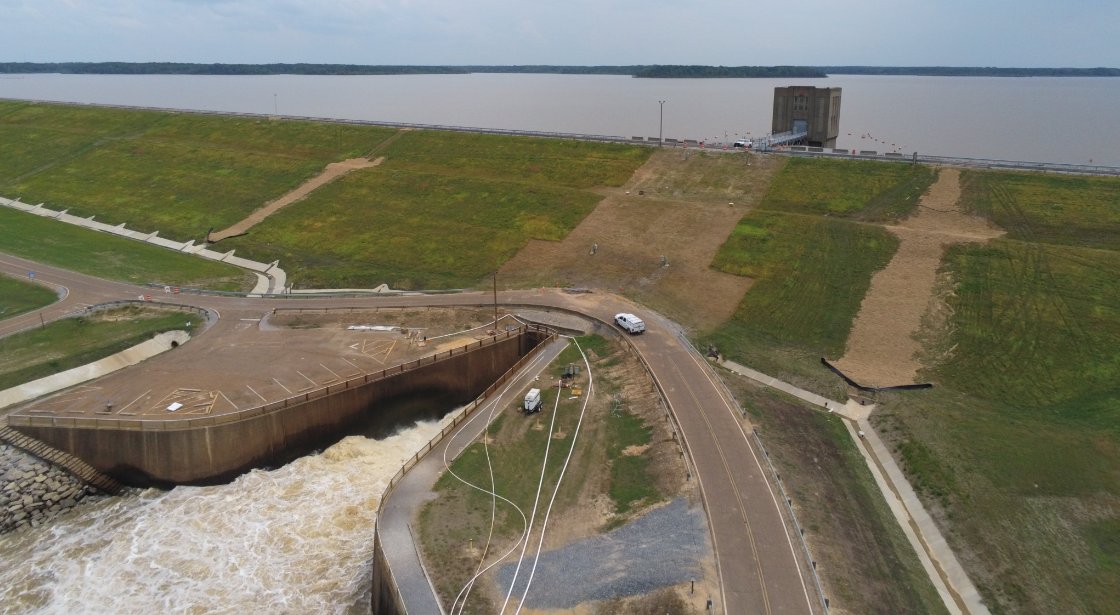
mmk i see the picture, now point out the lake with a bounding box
[1,72,1117,166]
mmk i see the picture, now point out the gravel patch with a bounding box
[496,498,709,609]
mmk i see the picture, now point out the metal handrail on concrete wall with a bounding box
[369,325,556,615]
[7,326,547,432]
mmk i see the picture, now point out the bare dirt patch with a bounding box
[834,168,1003,387]
[207,156,383,242]
[500,151,784,332]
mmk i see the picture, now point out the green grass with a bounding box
[0,102,651,290]
[605,409,657,515]
[0,274,59,320]
[4,109,398,239]
[382,129,651,189]
[0,102,176,185]
[708,211,899,357]
[222,166,605,289]
[858,170,1120,614]
[0,306,202,391]
[936,240,1120,415]
[704,165,1120,613]
[0,207,252,291]
[727,380,947,614]
[760,157,936,221]
[961,170,1120,251]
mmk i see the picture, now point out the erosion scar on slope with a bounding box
[208,157,384,242]
[834,168,1003,387]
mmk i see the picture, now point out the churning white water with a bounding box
[0,418,449,614]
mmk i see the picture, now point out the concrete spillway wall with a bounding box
[9,327,549,486]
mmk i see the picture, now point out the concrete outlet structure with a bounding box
[772,86,842,147]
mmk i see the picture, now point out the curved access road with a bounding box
[0,252,818,615]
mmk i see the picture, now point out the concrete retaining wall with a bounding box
[10,328,548,486]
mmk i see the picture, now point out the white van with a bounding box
[614,313,646,334]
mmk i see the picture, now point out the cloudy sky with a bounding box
[3,0,1117,67]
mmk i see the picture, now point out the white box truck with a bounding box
[523,388,542,414]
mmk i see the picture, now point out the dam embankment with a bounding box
[7,326,550,487]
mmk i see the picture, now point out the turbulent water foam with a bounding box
[0,418,449,614]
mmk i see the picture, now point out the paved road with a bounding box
[0,252,819,614]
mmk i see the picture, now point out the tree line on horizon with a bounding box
[0,62,1115,78]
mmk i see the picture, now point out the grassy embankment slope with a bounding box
[0,207,252,291]
[419,335,680,614]
[871,170,1120,614]
[0,100,649,290]
[0,306,203,391]
[708,157,1120,614]
[0,275,58,320]
[704,156,947,614]
[0,101,398,239]
[221,130,650,289]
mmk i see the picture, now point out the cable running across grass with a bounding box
[442,342,559,614]
[513,335,595,613]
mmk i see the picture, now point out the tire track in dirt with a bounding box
[834,168,1003,387]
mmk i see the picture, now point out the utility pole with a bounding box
[492,271,498,329]
[658,100,666,147]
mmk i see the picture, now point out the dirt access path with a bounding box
[501,149,781,332]
[207,156,383,242]
[834,168,1003,387]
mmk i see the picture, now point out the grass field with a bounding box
[223,131,650,289]
[0,207,252,291]
[0,306,203,391]
[221,166,604,289]
[760,157,936,221]
[1,102,651,290]
[0,101,170,184]
[0,274,59,320]
[961,170,1120,251]
[865,171,1120,614]
[0,101,398,239]
[707,211,899,360]
[380,129,650,189]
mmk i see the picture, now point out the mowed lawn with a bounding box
[761,156,936,221]
[961,169,1120,251]
[871,170,1120,614]
[0,101,170,184]
[223,131,651,289]
[0,101,398,239]
[0,274,59,320]
[0,207,252,291]
[709,212,898,359]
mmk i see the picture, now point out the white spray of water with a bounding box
[0,418,449,615]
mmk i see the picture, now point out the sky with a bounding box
[3,0,1118,67]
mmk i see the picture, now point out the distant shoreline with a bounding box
[1,63,1116,78]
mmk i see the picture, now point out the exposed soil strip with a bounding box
[207,156,383,242]
[500,151,780,332]
[834,168,1003,387]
